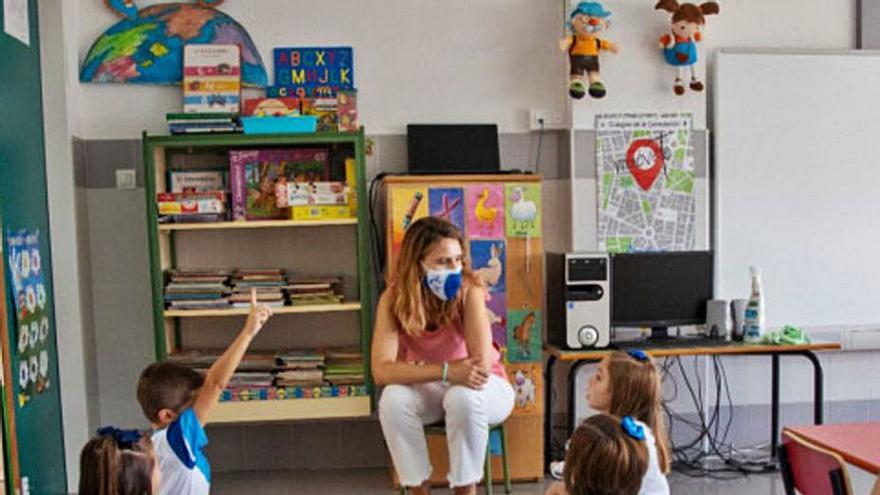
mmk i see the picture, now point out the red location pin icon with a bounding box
[625,139,664,191]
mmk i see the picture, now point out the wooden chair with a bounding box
[779,430,854,495]
[399,422,511,495]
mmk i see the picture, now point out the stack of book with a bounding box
[287,276,343,306]
[167,112,240,135]
[163,269,230,310]
[228,372,275,388]
[230,269,287,308]
[323,348,365,386]
[275,350,326,387]
[166,350,276,373]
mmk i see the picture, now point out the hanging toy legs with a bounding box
[561,2,619,100]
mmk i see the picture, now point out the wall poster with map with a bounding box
[595,113,696,253]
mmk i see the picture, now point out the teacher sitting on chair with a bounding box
[372,217,514,495]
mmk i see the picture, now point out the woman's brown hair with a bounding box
[605,350,671,472]
[563,414,649,495]
[388,217,481,336]
[655,0,719,24]
[79,431,155,495]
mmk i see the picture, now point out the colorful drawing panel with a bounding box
[470,239,505,294]
[506,237,543,309]
[428,188,465,232]
[506,363,544,416]
[506,309,542,363]
[505,183,541,238]
[390,187,429,260]
[486,293,507,347]
[6,229,52,406]
[465,184,505,238]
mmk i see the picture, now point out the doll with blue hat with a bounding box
[559,1,620,99]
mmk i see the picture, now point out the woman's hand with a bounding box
[447,357,490,389]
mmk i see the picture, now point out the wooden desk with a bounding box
[544,340,842,466]
[785,423,880,474]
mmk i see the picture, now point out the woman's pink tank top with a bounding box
[398,322,507,379]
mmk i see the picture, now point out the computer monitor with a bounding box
[611,251,714,339]
[406,124,500,174]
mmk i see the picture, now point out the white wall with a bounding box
[75,0,569,139]
[39,0,93,490]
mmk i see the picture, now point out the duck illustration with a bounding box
[474,187,499,224]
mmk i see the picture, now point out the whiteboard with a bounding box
[714,49,880,328]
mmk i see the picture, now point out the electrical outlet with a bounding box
[529,108,567,130]
[115,168,136,190]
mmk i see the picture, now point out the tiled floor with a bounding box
[212,466,879,494]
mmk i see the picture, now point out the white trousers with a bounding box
[379,374,515,488]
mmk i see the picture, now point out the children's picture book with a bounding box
[168,171,227,193]
[229,149,329,220]
[269,47,354,99]
[183,44,241,114]
[337,90,358,132]
[243,97,303,117]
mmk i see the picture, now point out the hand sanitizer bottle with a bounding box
[743,266,765,343]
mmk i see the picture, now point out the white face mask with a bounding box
[423,264,463,302]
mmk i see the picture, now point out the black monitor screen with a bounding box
[407,124,500,174]
[611,251,714,327]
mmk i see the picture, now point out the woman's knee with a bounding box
[443,385,486,420]
[379,384,417,422]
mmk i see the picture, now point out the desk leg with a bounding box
[545,355,557,468]
[771,354,780,463]
[797,351,824,424]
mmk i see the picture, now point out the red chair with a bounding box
[779,430,853,495]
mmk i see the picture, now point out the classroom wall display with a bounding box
[505,184,541,238]
[470,239,505,294]
[506,309,542,363]
[506,363,543,416]
[80,1,267,86]
[5,229,52,407]
[506,237,543,310]
[389,187,428,259]
[595,112,695,253]
[269,47,355,98]
[428,188,465,233]
[465,184,505,239]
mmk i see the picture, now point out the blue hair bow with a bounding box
[627,349,649,362]
[97,426,142,447]
[621,416,646,441]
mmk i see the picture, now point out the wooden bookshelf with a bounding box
[143,130,374,425]
[158,218,357,231]
[164,302,362,318]
[209,396,371,424]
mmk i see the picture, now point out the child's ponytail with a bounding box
[80,427,155,495]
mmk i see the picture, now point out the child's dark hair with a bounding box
[79,428,155,495]
[137,362,204,423]
[563,414,649,495]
